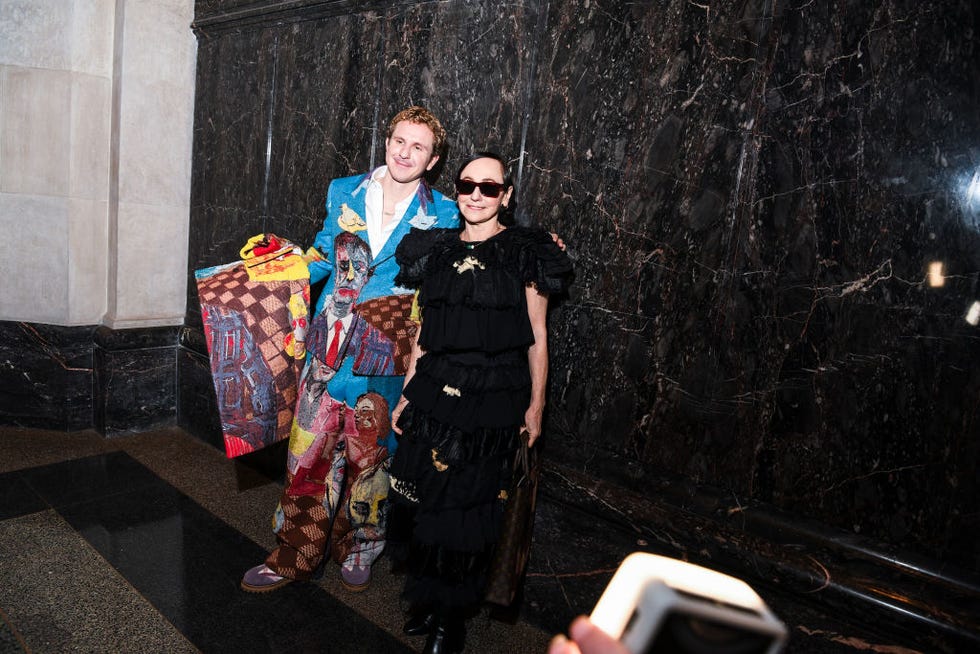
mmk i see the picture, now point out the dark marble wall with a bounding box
[0,322,96,430]
[93,326,179,436]
[0,322,178,436]
[536,0,980,564]
[546,0,980,570]
[184,0,980,647]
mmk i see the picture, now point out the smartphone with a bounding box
[590,553,787,654]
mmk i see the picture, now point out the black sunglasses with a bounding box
[455,179,507,198]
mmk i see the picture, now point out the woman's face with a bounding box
[456,157,513,227]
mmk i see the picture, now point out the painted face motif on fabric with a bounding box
[332,234,371,315]
[355,395,379,438]
[349,463,390,537]
[352,392,391,449]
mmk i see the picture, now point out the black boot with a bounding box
[421,616,465,654]
[403,612,437,636]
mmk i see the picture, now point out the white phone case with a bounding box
[590,552,787,654]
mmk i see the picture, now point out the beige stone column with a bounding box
[105,0,196,329]
[0,0,195,329]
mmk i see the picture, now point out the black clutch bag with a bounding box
[485,433,541,606]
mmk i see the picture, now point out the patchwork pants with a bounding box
[265,370,390,580]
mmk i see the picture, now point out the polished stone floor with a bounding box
[0,426,927,653]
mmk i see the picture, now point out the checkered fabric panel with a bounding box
[196,263,306,458]
[266,494,330,580]
[355,294,417,375]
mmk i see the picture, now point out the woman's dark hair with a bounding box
[455,151,516,226]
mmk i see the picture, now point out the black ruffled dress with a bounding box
[387,225,573,612]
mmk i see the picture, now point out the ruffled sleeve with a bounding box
[394,227,453,289]
[516,227,574,296]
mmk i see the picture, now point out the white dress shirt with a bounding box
[364,166,416,259]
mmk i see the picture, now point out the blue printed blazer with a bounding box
[307,170,459,423]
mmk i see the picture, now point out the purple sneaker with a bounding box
[240,564,293,593]
[340,564,371,592]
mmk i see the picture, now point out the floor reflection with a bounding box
[2,451,411,653]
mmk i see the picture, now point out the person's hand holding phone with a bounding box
[548,616,630,654]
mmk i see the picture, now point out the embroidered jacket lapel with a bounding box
[343,172,372,235]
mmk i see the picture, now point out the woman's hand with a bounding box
[522,402,544,447]
[391,396,409,435]
[393,325,423,436]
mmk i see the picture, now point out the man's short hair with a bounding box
[387,106,446,156]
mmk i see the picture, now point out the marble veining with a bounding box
[0,322,179,436]
[92,326,179,436]
[0,322,95,430]
[522,0,980,574]
[180,0,980,648]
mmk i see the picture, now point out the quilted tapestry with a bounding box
[195,236,312,458]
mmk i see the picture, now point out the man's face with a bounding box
[384,120,439,184]
[332,239,370,314]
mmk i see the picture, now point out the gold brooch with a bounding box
[453,256,485,274]
[442,385,461,397]
[431,449,449,472]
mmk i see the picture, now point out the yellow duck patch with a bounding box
[337,203,367,233]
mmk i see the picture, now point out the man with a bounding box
[241,106,459,593]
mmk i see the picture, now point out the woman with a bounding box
[388,152,573,653]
